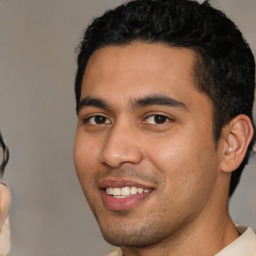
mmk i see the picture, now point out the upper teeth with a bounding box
[106,187,149,197]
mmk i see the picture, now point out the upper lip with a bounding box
[98,179,155,190]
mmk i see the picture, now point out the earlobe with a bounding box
[220,114,254,173]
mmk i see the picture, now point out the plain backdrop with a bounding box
[0,0,255,255]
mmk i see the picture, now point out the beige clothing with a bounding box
[107,248,122,256]
[107,226,256,256]
[215,225,256,256]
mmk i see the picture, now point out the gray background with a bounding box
[0,0,255,255]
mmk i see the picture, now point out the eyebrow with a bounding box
[131,95,187,110]
[78,97,110,113]
[78,94,187,113]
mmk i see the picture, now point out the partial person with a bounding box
[73,0,256,255]
[0,132,11,255]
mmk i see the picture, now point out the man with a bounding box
[73,0,256,255]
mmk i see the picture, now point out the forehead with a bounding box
[86,42,196,69]
[81,42,204,108]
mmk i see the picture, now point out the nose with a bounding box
[99,123,143,168]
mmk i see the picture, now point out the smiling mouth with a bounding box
[100,182,153,211]
[98,178,155,211]
[105,186,151,198]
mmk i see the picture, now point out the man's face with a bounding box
[74,43,224,247]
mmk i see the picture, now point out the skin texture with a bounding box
[0,183,10,228]
[74,43,253,256]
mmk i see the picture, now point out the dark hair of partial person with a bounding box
[0,132,9,177]
[74,0,255,197]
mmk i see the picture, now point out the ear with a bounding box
[219,114,254,173]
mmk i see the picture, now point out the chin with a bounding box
[99,219,172,248]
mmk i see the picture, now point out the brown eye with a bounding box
[87,115,111,125]
[145,115,169,124]
[154,115,167,124]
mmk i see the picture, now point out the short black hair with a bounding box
[75,0,255,197]
[0,132,9,177]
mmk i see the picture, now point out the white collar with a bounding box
[215,225,256,256]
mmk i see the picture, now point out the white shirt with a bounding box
[215,225,256,256]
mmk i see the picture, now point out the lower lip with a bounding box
[101,190,152,211]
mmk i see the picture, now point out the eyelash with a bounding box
[83,115,111,125]
[83,114,172,126]
[143,114,172,125]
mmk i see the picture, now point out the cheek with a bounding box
[74,132,100,183]
[145,132,218,195]
[146,139,219,225]
[73,133,102,207]
[146,133,192,174]
[144,136,188,198]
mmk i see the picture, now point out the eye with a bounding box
[144,114,170,125]
[86,115,111,125]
